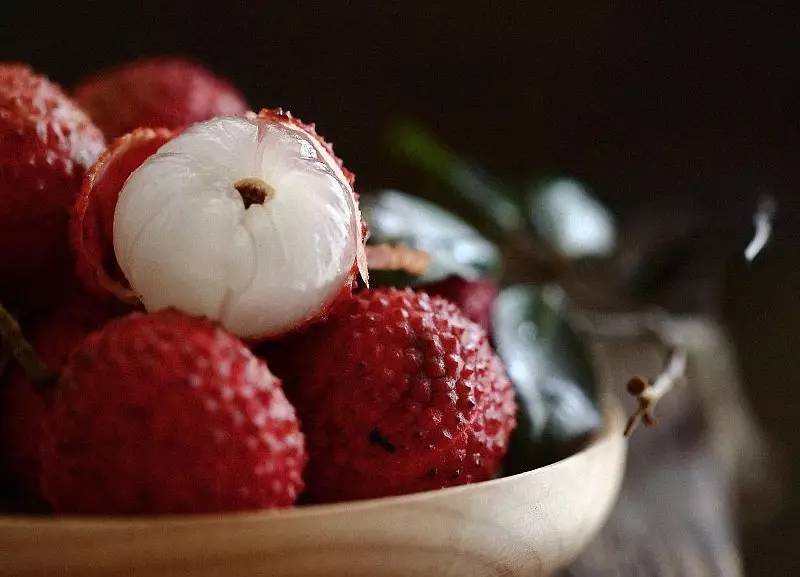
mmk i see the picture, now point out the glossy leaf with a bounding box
[492,284,601,473]
[387,120,525,236]
[362,189,502,285]
[526,177,616,259]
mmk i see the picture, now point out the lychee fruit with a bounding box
[0,63,105,309]
[39,309,306,514]
[74,56,248,138]
[275,287,516,502]
[0,292,121,491]
[76,108,366,339]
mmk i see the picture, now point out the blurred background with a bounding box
[2,3,797,573]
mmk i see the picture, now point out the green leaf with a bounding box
[526,177,617,259]
[386,119,525,236]
[362,189,502,285]
[492,284,600,473]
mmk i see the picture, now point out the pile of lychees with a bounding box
[0,58,516,514]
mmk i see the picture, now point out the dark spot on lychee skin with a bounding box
[234,177,273,208]
[425,467,438,479]
[368,428,396,453]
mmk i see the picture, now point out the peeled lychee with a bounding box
[74,56,248,138]
[77,109,366,339]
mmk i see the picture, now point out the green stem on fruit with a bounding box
[0,302,57,387]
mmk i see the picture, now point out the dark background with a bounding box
[3,3,798,573]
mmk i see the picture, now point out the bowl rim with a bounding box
[0,397,625,529]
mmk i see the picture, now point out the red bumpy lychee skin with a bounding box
[0,292,122,492]
[74,57,248,138]
[0,64,105,309]
[276,287,515,502]
[420,276,498,332]
[39,309,306,514]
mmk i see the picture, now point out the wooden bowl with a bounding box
[0,399,625,577]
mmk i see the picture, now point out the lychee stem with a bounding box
[0,303,57,387]
[234,177,274,208]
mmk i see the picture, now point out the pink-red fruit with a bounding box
[40,309,306,514]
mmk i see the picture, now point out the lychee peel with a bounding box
[72,127,177,301]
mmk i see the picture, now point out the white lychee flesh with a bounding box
[113,115,365,338]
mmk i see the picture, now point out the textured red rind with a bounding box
[0,63,105,309]
[272,287,516,502]
[74,56,248,139]
[0,291,123,493]
[419,276,498,332]
[40,309,306,514]
[71,127,177,301]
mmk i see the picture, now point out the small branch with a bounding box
[624,346,688,437]
[566,309,690,437]
[366,244,431,276]
[0,302,57,387]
